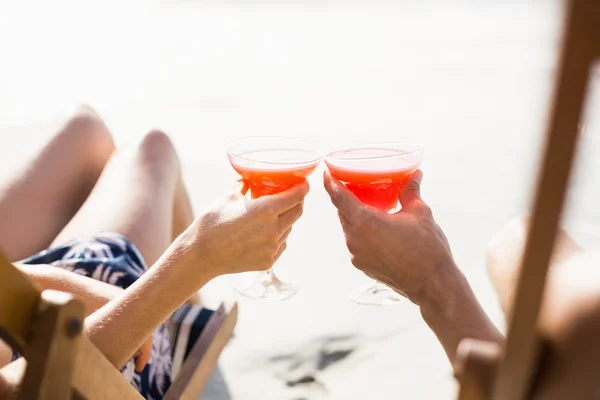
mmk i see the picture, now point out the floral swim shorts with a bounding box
[18,233,172,399]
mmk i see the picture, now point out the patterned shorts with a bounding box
[18,233,173,400]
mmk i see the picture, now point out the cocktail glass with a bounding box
[324,142,423,305]
[227,137,322,301]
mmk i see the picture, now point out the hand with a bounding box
[185,180,309,278]
[134,334,153,372]
[323,170,456,305]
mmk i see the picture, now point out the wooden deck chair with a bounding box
[454,0,600,399]
[0,251,237,400]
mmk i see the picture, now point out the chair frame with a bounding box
[455,0,600,398]
[0,253,237,400]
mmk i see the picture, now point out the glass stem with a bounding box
[259,269,280,286]
[372,280,386,294]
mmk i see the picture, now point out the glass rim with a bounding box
[324,142,424,162]
[226,136,323,166]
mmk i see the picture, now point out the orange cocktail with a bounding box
[229,149,320,198]
[227,137,321,301]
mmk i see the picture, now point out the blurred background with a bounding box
[1,0,599,398]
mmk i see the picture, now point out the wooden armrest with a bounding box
[72,338,143,400]
[163,303,238,400]
[455,339,501,400]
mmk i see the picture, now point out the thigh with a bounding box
[172,172,194,241]
[0,106,115,261]
[53,130,181,267]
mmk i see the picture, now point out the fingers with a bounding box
[135,335,153,372]
[323,171,366,223]
[279,203,303,231]
[259,181,310,213]
[398,169,423,206]
[273,240,287,262]
[338,211,351,230]
[398,170,431,217]
[278,226,293,243]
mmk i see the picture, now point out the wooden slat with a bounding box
[18,290,84,400]
[163,303,238,400]
[455,339,501,400]
[490,1,600,399]
[71,336,144,399]
[0,252,141,399]
[0,333,141,400]
[0,254,41,353]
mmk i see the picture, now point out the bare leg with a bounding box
[172,173,194,241]
[172,172,202,305]
[52,129,181,267]
[0,105,115,261]
[486,217,582,316]
[0,105,114,367]
[485,217,600,398]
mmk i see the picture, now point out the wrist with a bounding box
[419,262,503,361]
[418,260,469,322]
[172,226,220,283]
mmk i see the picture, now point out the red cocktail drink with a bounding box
[325,164,418,212]
[229,149,320,198]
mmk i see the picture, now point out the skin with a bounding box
[83,180,307,370]
[0,180,308,398]
[325,169,600,398]
[323,170,503,362]
[0,108,206,382]
[4,107,596,398]
[0,109,309,398]
[487,219,600,399]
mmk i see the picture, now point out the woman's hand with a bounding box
[183,180,310,279]
[134,335,153,372]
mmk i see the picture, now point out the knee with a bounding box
[61,104,115,161]
[486,217,527,282]
[486,216,581,281]
[485,217,528,314]
[136,129,180,171]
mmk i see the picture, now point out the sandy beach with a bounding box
[1,0,600,398]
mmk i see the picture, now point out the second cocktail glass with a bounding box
[324,142,424,306]
[227,137,322,301]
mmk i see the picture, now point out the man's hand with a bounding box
[323,170,455,305]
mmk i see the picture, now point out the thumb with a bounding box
[323,171,365,223]
[398,170,423,208]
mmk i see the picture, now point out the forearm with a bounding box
[15,264,122,316]
[83,233,214,369]
[0,239,207,395]
[419,263,504,365]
